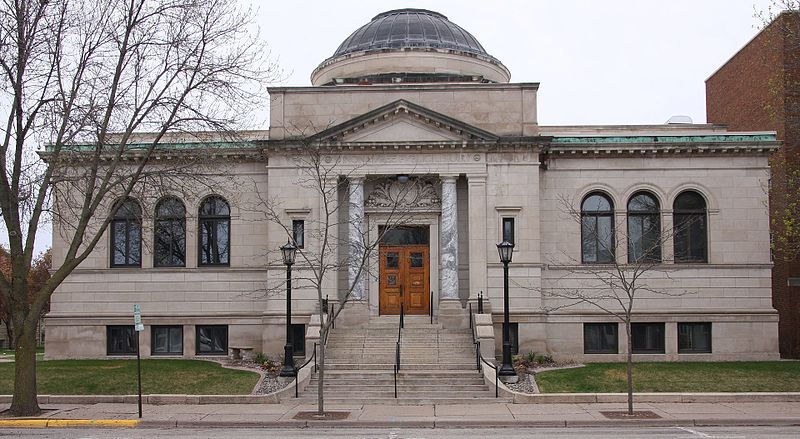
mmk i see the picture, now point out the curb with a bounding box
[0,419,139,428]
[1,417,799,429]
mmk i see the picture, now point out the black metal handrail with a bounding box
[470,302,499,398]
[394,287,404,399]
[294,342,317,398]
[478,351,499,398]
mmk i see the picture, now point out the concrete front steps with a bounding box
[296,316,507,404]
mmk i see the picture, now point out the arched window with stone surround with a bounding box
[154,197,186,267]
[627,191,661,263]
[198,196,230,266]
[110,198,142,267]
[673,191,708,263]
[581,192,615,263]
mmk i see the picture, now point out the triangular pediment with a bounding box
[308,99,499,143]
[345,116,464,142]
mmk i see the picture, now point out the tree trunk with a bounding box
[10,323,40,416]
[317,334,325,416]
[2,321,14,349]
[625,319,634,415]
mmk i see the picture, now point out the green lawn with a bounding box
[536,362,800,393]
[0,359,260,395]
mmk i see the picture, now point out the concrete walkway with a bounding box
[2,401,800,428]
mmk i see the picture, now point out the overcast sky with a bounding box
[252,0,776,126]
[10,0,781,256]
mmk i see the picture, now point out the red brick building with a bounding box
[707,10,800,358]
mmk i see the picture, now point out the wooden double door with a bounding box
[379,245,430,315]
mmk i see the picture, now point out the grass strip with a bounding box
[536,361,800,393]
[0,359,259,395]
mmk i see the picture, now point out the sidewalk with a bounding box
[2,401,800,428]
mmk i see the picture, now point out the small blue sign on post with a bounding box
[133,304,142,419]
[133,304,143,332]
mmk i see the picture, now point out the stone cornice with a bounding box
[39,145,264,163]
[262,139,546,153]
[542,135,779,157]
[267,82,540,94]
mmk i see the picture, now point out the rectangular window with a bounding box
[584,323,618,354]
[678,322,712,353]
[631,323,665,354]
[107,325,136,355]
[152,326,183,355]
[502,217,515,245]
[291,324,305,357]
[292,220,305,249]
[196,325,228,355]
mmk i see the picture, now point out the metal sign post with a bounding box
[133,304,143,419]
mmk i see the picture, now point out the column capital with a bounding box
[348,175,366,184]
[440,174,459,184]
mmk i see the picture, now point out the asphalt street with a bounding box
[1,426,799,438]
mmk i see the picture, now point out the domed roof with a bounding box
[311,8,510,86]
[331,9,498,63]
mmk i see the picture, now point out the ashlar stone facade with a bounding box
[45,8,780,362]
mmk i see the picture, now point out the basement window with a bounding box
[107,325,136,355]
[631,323,665,354]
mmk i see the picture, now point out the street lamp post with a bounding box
[496,240,518,383]
[279,240,297,377]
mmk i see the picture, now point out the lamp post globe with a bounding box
[496,240,518,383]
[279,240,297,377]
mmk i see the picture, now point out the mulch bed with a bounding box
[293,411,350,421]
[600,410,661,419]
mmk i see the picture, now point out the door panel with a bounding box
[380,248,403,315]
[379,245,429,315]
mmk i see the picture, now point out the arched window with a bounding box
[673,191,708,263]
[198,196,230,266]
[581,192,615,263]
[627,192,661,263]
[154,197,186,267]
[110,198,141,267]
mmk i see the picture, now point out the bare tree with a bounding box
[0,0,277,416]
[538,194,692,415]
[251,137,431,416]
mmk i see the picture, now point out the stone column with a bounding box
[440,175,459,299]
[348,176,366,301]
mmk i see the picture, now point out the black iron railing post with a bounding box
[495,367,499,398]
[399,286,404,329]
[429,291,433,324]
[478,291,484,314]
[394,365,398,398]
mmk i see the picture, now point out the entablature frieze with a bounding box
[543,141,778,158]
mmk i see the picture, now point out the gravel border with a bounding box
[506,363,586,394]
[205,358,293,396]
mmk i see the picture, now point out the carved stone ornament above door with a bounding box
[365,178,441,212]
